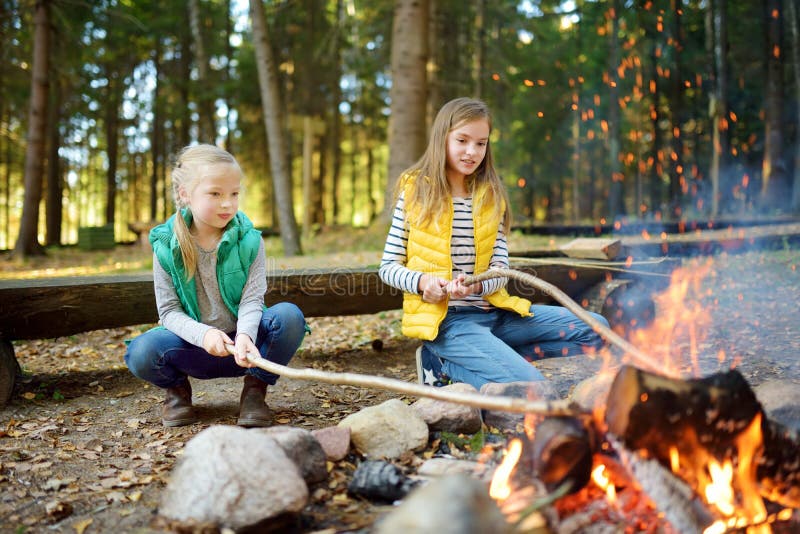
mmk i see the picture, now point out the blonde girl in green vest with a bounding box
[379,98,608,390]
[125,144,306,427]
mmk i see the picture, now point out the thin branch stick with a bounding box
[509,256,673,278]
[464,269,660,374]
[229,344,582,416]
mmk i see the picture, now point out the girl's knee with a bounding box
[124,338,155,378]
[268,303,306,339]
[592,311,610,328]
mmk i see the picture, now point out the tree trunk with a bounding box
[760,0,788,211]
[709,0,730,217]
[330,0,344,224]
[668,0,684,218]
[366,146,375,224]
[302,115,314,237]
[45,73,61,247]
[350,112,358,224]
[178,27,192,150]
[14,0,50,258]
[607,0,625,220]
[3,109,11,248]
[472,0,486,99]
[104,66,121,229]
[384,0,429,221]
[788,0,800,212]
[645,1,663,216]
[150,38,163,221]
[249,0,302,256]
[316,131,327,228]
[189,0,216,142]
[571,91,581,224]
[224,0,234,152]
[427,0,441,114]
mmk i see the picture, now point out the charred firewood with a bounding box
[605,365,800,509]
[348,460,420,502]
[610,436,716,532]
[528,416,598,495]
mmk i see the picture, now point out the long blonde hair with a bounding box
[170,143,242,279]
[394,97,510,230]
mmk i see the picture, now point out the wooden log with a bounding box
[559,238,622,260]
[610,436,716,532]
[0,274,158,340]
[605,365,800,509]
[0,260,664,342]
[528,416,597,494]
[0,339,18,405]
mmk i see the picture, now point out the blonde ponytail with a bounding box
[173,208,198,280]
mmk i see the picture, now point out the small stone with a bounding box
[311,426,351,461]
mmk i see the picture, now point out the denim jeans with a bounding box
[125,303,306,389]
[424,304,609,390]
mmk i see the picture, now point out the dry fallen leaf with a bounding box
[73,517,93,534]
[45,499,73,520]
[44,477,76,491]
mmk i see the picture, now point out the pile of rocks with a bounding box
[158,376,800,532]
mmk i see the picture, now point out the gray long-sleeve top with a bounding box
[153,239,267,348]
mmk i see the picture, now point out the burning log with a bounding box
[610,436,716,532]
[529,416,597,495]
[605,365,800,509]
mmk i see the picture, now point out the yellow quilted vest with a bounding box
[401,177,532,340]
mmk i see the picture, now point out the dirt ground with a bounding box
[1,247,799,533]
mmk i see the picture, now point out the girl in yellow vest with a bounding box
[125,144,306,427]
[379,98,608,390]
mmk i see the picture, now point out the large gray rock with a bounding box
[411,382,483,434]
[159,425,308,530]
[338,398,429,459]
[754,379,800,430]
[570,372,616,411]
[374,473,509,534]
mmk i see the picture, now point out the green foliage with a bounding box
[439,428,486,453]
[1,0,798,251]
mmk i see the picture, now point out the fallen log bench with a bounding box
[0,257,677,407]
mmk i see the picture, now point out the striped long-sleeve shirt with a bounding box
[378,193,509,309]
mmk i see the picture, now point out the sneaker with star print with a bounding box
[415,345,451,387]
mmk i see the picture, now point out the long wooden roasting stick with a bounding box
[234,345,578,415]
[228,268,659,415]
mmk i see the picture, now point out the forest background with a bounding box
[2,0,800,260]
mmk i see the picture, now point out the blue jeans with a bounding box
[125,303,306,389]
[425,305,608,390]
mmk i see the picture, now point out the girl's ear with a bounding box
[177,185,189,206]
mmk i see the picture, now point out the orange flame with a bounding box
[591,464,617,502]
[628,260,714,376]
[489,438,522,500]
[673,414,771,533]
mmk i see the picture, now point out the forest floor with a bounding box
[1,230,799,533]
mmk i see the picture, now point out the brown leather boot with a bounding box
[161,378,197,427]
[237,375,272,427]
